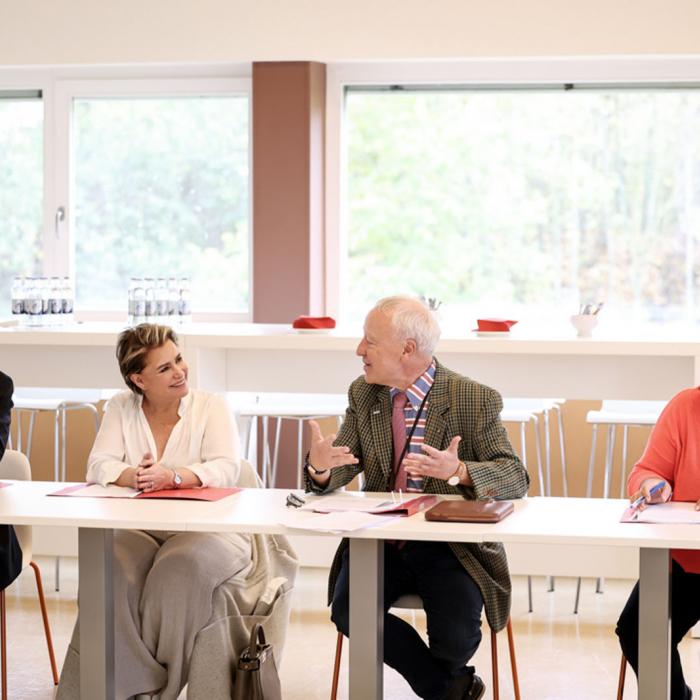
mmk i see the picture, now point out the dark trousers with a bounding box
[616,560,700,700]
[331,540,484,700]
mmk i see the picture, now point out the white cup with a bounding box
[570,314,598,338]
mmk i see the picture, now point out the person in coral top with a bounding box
[616,387,700,700]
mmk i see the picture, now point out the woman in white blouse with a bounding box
[57,324,254,700]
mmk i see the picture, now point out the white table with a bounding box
[0,483,695,700]
[2,321,700,399]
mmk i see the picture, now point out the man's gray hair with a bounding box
[373,296,441,356]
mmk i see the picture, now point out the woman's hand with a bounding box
[115,467,139,489]
[630,478,672,511]
[135,452,173,492]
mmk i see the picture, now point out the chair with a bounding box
[574,400,667,613]
[12,387,108,590]
[228,392,347,488]
[0,450,59,699]
[330,594,520,700]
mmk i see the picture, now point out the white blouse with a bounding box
[87,389,241,488]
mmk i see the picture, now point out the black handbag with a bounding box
[232,623,282,700]
[0,525,22,590]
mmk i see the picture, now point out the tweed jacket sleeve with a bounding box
[461,385,530,500]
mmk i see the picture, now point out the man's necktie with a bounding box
[391,391,409,490]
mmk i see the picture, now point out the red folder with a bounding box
[49,483,241,501]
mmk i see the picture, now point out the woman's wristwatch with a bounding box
[171,469,183,488]
[447,461,467,486]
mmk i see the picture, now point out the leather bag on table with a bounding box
[232,623,282,700]
[424,499,514,523]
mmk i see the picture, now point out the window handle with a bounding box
[55,206,65,238]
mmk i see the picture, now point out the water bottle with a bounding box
[39,277,50,324]
[61,277,74,323]
[131,278,145,324]
[11,277,24,323]
[25,278,43,326]
[155,278,168,323]
[178,277,191,324]
[144,278,156,320]
[49,276,62,325]
[167,277,179,318]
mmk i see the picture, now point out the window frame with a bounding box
[325,56,700,321]
[0,66,253,322]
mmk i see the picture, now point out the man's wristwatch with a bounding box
[305,456,328,476]
[447,461,466,487]
[171,469,183,488]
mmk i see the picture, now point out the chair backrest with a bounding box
[0,449,31,481]
[0,450,31,567]
[237,458,264,489]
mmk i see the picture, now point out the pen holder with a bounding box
[570,314,598,338]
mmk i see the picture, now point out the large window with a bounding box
[345,86,700,326]
[0,92,43,315]
[0,73,251,321]
[73,94,249,312]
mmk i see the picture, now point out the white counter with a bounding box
[2,321,699,399]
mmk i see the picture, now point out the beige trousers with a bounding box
[57,529,253,700]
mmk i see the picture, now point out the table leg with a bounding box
[638,547,670,700]
[79,528,115,700]
[349,539,384,700]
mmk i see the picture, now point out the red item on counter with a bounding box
[474,318,518,332]
[292,316,336,329]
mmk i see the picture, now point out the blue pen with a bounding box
[630,481,668,511]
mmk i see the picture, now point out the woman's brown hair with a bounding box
[116,324,179,395]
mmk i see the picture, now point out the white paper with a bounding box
[282,509,399,533]
[300,493,407,514]
[68,484,141,498]
[627,502,700,524]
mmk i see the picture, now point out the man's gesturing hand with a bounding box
[307,420,358,475]
[404,436,471,485]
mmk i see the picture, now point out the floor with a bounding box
[3,558,700,699]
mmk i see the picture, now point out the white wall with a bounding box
[1,0,700,67]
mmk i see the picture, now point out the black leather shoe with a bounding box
[464,674,485,700]
[440,673,486,700]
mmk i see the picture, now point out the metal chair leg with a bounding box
[531,415,544,497]
[53,409,61,592]
[506,619,521,700]
[585,423,598,498]
[26,411,37,460]
[573,575,582,614]
[620,425,629,498]
[330,632,343,700]
[603,425,615,499]
[527,575,533,613]
[554,404,568,497]
[30,562,59,685]
[617,654,627,700]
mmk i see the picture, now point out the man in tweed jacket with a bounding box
[305,297,528,700]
